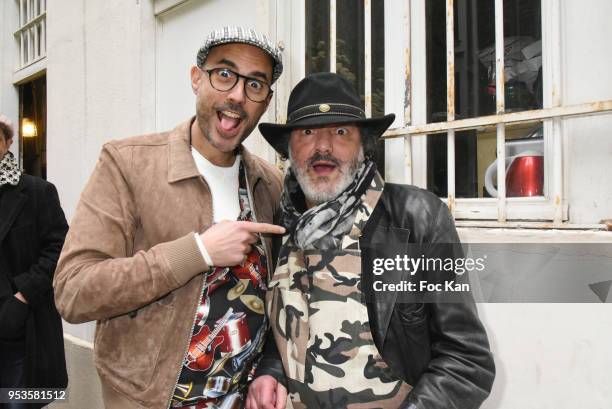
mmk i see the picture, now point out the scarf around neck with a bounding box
[0,151,21,186]
[280,160,377,250]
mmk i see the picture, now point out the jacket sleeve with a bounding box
[253,330,288,387]
[403,203,495,409]
[13,181,68,307]
[54,143,209,324]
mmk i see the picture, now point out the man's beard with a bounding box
[290,148,365,205]
[195,101,252,153]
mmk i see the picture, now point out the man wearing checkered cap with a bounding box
[54,27,286,408]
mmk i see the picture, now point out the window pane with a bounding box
[425,0,449,123]
[305,0,386,175]
[502,1,543,111]
[306,0,330,74]
[426,0,542,122]
[306,0,385,114]
[336,0,365,108]
[459,0,496,118]
[427,131,479,198]
[426,0,544,199]
[371,0,385,118]
[491,122,544,198]
[427,122,544,198]
[371,0,385,174]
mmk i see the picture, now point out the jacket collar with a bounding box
[167,117,272,186]
[167,118,200,183]
[241,144,272,187]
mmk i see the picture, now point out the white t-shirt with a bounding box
[191,149,241,222]
[191,149,241,266]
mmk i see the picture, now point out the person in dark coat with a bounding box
[0,114,68,408]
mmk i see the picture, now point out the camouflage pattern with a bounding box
[267,172,413,408]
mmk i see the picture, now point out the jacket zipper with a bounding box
[166,274,206,409]
[166,174,210,409]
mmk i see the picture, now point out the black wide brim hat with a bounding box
[259,72,395,158]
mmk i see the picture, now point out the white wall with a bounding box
[46,0,157,341]
[0,0,19,156]
[562,0,612,224]
[461,228,612,409]
[481,304,612,409]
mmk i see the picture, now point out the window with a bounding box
[14,0,47,70]
[303,0,387,175]
[426,0,543,200]
[279,0,611,226]
[409,0,562,223]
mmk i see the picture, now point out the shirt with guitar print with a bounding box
[171,163,269,408]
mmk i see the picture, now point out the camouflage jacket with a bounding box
[257,183,496,409]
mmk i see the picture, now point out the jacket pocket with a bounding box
[94,300,175,392]
[369,226,410,246]
[391,303,431,383]
[395,302,427,325]
[0,296,29,340]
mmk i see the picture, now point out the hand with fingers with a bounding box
[199,220,285,267]
[245,375,288,409]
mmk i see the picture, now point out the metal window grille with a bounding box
[382,0,612,226]
[14,0,47,70]
[327,0,373,116]
[285,0,612,227]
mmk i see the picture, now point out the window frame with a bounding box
[277,0,612,226]
[408,0,565,223]
[14,0,46,68]
[276,0,411,182]
[13,0,47,82]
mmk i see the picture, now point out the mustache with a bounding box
[307,153,341,168]
[215,103,247,119]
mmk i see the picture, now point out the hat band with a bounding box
[287,103,365,124]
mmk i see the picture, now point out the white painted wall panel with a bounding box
[562,0,612,224]
[46,0,157,342]
[0,1,19,157]
[481,304,612,409]
[47,0,156,222]
[460,228,612,408]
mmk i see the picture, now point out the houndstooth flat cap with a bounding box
[197,26,283,83]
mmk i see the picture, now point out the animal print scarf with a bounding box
[280,160,376,250]
[0,151,21,186]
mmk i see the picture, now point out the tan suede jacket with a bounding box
[54,119,282,408]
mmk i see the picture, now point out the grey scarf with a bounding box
[280,160,376,250]
[0,151,21,186]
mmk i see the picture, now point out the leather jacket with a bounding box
[256,183,495,409]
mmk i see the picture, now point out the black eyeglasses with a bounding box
[203,67,271,103]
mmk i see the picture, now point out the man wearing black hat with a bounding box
[54,27,286,408]
[247,73,495,409]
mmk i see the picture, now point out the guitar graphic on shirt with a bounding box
[185,308,234,371]
[234,250,267,290]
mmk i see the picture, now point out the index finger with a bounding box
[240,222,286,235]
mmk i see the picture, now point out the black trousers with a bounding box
[0,343,28,409]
